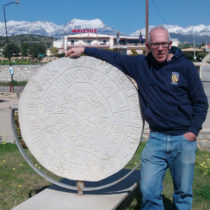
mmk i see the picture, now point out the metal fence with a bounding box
[0,86,25,95]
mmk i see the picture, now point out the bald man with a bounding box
[66,26,208,210]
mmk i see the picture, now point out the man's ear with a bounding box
[146,42,151,52]
[169,41,173,49]
[146,42,150,49]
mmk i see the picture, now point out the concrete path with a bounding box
[0,93,18,143]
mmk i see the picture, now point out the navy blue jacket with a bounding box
[84,47,208,136]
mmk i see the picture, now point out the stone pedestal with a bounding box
[12,170,140,210]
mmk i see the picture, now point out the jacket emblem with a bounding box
[171,72,179,85]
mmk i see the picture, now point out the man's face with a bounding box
[147,29,172,63]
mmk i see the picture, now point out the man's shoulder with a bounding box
[174,54,195,69]
[182,58,196,71]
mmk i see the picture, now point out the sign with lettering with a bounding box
[72,28,97,33]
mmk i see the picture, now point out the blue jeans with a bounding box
[140,132,197,210]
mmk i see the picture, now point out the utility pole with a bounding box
[145,0,149,54]
[3,1,19,92]
[116,32,120,53]
[193,33,197,60]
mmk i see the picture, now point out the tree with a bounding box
[182,51,195,61]
[21,43,29,56]
[199,42,206,48]
[3,43,20,58]
[197,51,208,61]
[50,46,58,56]
[178,43,192,49]
[29,43,46,58]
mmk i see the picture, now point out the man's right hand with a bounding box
[65,47,85,58]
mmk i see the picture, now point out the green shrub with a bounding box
[130,49,138,55]
[0,80,27,86]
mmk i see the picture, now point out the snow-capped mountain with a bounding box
[65,18,106,30]
[0,18,209,44]
[53,18,121,36]
[0,18,121,37]
[131,24,210,44]
[0,20,61,36]
[131,24,210,37]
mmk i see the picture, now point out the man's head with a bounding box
[146,26,172,63]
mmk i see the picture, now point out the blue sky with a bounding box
[0,0,209,34]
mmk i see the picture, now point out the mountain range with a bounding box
[0,18,209,44]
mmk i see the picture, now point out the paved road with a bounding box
[0,94,210,144]
[0,86,25,95]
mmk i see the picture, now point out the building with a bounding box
[64,33,114,49]
[53,39,65,54]
[53,33,145,55]
[206,45,210,53]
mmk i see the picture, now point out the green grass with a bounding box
[0,59,41,65]
[0,142,209,210]
[0,80,27,86]
[0,143,59,210]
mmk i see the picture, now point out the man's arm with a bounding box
[66,47,141,80]
[186,62,209,139]
[184,132,197,141]
[65,47,85,58]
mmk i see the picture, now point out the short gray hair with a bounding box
[148,26,171,42]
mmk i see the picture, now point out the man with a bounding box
[66,26,208,210]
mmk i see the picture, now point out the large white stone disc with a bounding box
[19,56,142,181]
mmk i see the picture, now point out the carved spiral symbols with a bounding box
[19,56,142,181]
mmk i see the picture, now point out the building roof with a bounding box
[181,48,202,52]
[64,33,141,40]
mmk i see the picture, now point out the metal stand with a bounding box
[76,181,84,195]
[11,105,144,192]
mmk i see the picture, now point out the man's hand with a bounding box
[65,47,85,58]
[184,132,196,141]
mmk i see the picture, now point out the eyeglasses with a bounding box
[150,42,170,48]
